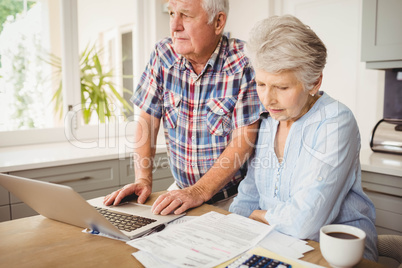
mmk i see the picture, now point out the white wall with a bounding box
[225,0,270,41]
[77,0,136,50]
[155,0,170,42]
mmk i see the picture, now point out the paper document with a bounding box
[258,230,314,259]
[127,211,273,268]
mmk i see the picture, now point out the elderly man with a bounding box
[104,0,262,215]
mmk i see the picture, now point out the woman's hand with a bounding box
[249,210,269,225]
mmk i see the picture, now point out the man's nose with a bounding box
[170,15,183,32]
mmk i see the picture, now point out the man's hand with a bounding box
[103,178,152,206]
[249,210,269,225]
[151,185,207,215]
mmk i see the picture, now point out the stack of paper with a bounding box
[128,211,273,268]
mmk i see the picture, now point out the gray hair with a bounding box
[202,0,229,25]
[246,15,327,91]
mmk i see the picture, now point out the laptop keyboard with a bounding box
[94,207,156,232]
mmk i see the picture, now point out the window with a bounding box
[0,0,144,147]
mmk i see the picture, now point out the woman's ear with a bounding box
[310,73,323,95]
[215,12,227,35]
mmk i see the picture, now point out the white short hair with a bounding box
[246,15,327,91]
[202,0,229,24]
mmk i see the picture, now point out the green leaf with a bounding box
[93,54,102,75]
[98,100,105,123]
[83,108,92,124]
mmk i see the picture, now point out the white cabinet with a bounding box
[0,206,11,222]
[0,186,10,221]
[361,0,402,69]
[10,159,120,197]
[151,153,175,192]
[119,153,174,192]
[0,185,8,206]
[362,171,402,235]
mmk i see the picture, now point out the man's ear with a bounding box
[215,12,226,35]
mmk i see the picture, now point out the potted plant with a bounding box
[49,44,133,124]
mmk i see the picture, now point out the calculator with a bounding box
[226,253,292,268]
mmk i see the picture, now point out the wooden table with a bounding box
[0,192,385,268]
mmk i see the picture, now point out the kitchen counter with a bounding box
[0,137,167,173]
[360,148,402,177]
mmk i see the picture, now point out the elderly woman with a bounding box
[229,15,378,261]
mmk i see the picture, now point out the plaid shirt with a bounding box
[132,35,263,192]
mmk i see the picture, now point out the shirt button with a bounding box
[193,109,196,113]
[317,177,323,181]
[219,108,224,113]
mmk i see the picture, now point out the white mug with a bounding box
[319,224,366,268]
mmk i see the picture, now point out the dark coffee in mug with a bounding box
[326,232,359,239]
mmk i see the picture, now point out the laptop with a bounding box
[0,173,184,241]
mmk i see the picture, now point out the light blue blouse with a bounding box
[229,92,378,261]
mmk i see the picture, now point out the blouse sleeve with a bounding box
[229,153,261,217]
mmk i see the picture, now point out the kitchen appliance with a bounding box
[370,69,402,155]
[370,119,402,154]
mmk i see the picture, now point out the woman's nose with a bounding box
[266,89,277,105]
